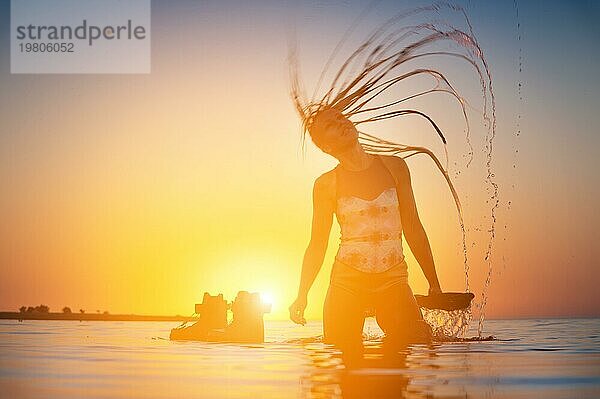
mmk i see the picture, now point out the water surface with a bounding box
[1,318,599,398]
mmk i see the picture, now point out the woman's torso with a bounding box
[333,154,406,274]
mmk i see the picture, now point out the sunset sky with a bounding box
[1,0,598,321]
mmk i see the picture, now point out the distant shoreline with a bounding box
[0,312,199,322]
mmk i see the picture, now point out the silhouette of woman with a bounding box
[286,3,486,356]
[288,106,440,355]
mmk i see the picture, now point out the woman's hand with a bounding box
[289,295,307,325]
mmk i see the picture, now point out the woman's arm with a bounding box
[394,157,442,294]
[289,173,335,324]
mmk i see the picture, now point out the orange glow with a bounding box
[1,1,599,322]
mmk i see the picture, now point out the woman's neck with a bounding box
[337,144,374,171]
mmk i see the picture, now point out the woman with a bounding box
[288,105,441,353]
[286,3,489,353]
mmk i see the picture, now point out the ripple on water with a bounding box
[0,319,599,398]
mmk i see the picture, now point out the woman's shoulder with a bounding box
[313,168,337,199]
[377,153,406,167]
[315,167,336,188]
[376,154,411,187]
[377,154,409,174]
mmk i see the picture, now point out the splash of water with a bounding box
[421,306,472,338]
[444,2,500,337]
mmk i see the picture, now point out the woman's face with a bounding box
[309,108,358,156]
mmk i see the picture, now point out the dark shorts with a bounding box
[323,258,430,351]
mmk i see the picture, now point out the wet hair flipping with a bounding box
[288,1,497,295]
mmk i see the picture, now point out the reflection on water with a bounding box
[300,341,415,398]
[0,319,599,398]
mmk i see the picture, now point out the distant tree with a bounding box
[19,306,27,313]
[103,310,109,315]
[34,305,50,313]
[79,309,85,314]
[62,307,72,314]
[26,306,35,313]
[96,309,100,314]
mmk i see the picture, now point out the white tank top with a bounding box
[333,155,406,273]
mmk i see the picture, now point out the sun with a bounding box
[260,292,275,307]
